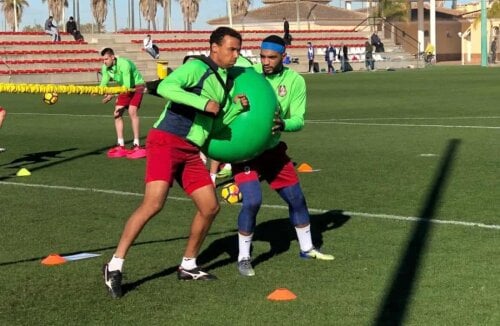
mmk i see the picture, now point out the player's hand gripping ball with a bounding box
[43,92,59,105]
[221,182,243,204]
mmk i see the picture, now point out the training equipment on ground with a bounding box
[220,182,242,204]
[43,92,59,105]
[0,83,129,95]
[202,67,279,163]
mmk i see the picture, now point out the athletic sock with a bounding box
[238,233,253,262]
[108,255,124,272]
[180,257,197,270]
[117,138,125,146]
[133,139,140,147]
[295,224,314,252]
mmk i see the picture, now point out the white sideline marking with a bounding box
[324,116,500,121]
[307,121,500,130]
[1,181,499,231]
[10,112,500,125]
[10,112,159,119]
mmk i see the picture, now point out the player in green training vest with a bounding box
[102,27,248,298]
[100,48,146,159]
[233,35,334,277]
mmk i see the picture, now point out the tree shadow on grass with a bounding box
[0,148,78,169]
[197,209,351,271]
[0,138,146,181]
[373,139,461,326]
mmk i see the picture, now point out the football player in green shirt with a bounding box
[102,27,248,298]
[232,35,334,277]
[100,48,146,158]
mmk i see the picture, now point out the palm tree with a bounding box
[140,0,162,30]
[91,0,108,33]
[178,0,199,31]
[473,0,500,34]
[375,0,409,22]
[161,0,171,30]
[1,0,29,31]
[42,0,69,24]
[231,0,251,16]
[112,0,117,32]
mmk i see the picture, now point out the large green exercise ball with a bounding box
[202,66,278,163]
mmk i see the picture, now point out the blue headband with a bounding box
[261,41,285,54]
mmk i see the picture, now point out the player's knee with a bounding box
[241,194,262,214]
[201,201,220,219]
[239,181,262,214]
[144,199,165,215]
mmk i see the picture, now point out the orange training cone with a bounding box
[297,163,313,173]
[267,288,297,301]
[41,254,66,266]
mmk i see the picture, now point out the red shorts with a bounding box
[115,84,145,108]
[233,142,299,190]
[145,128,212,195]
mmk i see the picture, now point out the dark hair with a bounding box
[69,16,74,20]
[100,47,115,56]
[262,35,286,47]
[209,27,242,46]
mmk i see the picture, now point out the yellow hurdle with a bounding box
[0,83,129,95]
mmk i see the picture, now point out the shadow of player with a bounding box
[197,210,351,271]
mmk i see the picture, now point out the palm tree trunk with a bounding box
[113,0,117,32]
[13,0,18,32]
[76,0,80,30]
[163,0,170,31]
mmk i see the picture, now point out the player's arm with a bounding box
[99,66,110,87]
[282,75,306,132]
[156,62,213,112]
[99,66,114,103]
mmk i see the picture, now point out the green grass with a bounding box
[0,66,499,325]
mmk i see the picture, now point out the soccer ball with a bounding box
[43,92,58,105]
[220,182,242,204]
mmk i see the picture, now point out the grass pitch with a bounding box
[0,66,499,325]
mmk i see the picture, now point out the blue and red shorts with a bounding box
[232,141,299,190]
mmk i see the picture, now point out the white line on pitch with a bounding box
[1,181,499,231]
[9,112,159,119]
[318,116,500,121]
[10,113,500,125]
[307,121,500,130]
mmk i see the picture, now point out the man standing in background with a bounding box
[283,17,291,45]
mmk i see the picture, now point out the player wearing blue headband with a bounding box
[232,35,334,277]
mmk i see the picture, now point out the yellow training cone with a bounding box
[16,168,31,176]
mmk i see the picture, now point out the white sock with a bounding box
[108,255,124,272]
[117,138,125,146]
[295,224,314,252]
[210,173,216,185]
[180,257,197,270]
[133,139,140,146]
[238,233,253,262]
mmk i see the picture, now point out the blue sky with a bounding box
[7,0,474,31]
[13,0,264,31]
